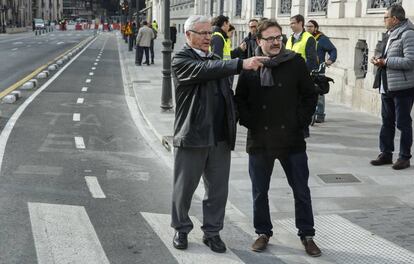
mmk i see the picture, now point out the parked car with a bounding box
[34,18,45,29]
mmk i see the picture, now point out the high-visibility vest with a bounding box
[286,31,314,61]
[210,31,231,60]
[152,22,158,31]
[125,24,132,35]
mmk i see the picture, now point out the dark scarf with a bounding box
[256,44,296,87]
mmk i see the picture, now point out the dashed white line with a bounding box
[85,176,106,198]
[73,113,81,121]
[85,79,91,83]
[95,59,100,62]
[81,87,88,92]
[91,67,96,70]
[77,98,84,104]
[57,41,64,45]
[94,63,98,66]
[74,136,86,149]
[11,48,18,51]
[89,72,94,76]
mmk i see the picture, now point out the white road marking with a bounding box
[15,165,63,175]
[141,212,245,264]
[73,113,80,121]
[11,48,18,51]
[56,41,64,45]
[28,203,110,264]
[0,36,97,175]
[85,176,106,198]
[81,87,88,92]
[76,98,84,104]
[96,59,100,62]
[26,45,31,47]
[91,67,96,70]
[13,41,23,45]
[85,79,91,83]
[94,62,98,66]
[74,136,86,149]
[89,72,94,76]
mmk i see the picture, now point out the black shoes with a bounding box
[370,153,393,166]
[173,232,188,250]
[203,235,227,253]
[392,159,410,170]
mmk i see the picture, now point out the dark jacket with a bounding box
[315,33,337,73]
[170,26,177,43]
[240,32,258,59]
[172,44,242,149]
[235,54,317,155]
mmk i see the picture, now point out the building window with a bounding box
[355,40,369,79]
[219,0,224,15]
[235,0,242,16]
[309,0,328,14]
[255,0,264,17]
[279,0,292,15]
[369,0,402,9]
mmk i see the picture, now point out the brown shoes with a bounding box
[370,153,393,166]
[392,159,410,170]
[301,237,322,257]
[251,234,270,252]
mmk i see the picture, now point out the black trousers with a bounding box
[136,46,150,65]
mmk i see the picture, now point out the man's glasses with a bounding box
[261,35,284,43]
[188,30,212,36]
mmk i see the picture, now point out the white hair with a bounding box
[184,15,211,32]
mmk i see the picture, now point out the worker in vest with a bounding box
[287,14,318,138]
[210,15,231,60]
[125,21,134,51]
[287,14,318,72]
[152,20,158,31]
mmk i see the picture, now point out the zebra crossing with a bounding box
[23,201,414,264]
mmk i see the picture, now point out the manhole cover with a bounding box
[317,173,361,184]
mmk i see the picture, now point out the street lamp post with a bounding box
[161,0,173,111]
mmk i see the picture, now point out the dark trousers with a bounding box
[128,35,134,51]
[248,151,315,238]
[171,142,231,237]
[380,92,414,160]
[136,46,150,65]
[150,41,154,63]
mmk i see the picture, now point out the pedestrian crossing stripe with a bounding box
[28,203,110,264]
[141,212,245,264]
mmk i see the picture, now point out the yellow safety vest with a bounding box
[152,22,158,31]
[286,31,314,61]
[210,32,231,60]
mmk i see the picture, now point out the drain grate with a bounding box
[317,173,361,183]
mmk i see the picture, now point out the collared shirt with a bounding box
[380,31,392,94]
[191,47,209,58]
[293,32,302,41]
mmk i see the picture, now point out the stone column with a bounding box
[291,0,305,16]
[194,0,201,15]
[344,0,361,18]
[264,0,276,19]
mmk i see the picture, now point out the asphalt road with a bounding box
[0,33,175,263]
[0,30,93,92]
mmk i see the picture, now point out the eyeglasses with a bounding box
[261,35,284,43]
[249,25,257,29]
[188,30,212,36]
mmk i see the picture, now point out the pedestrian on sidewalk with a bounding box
[149,24,157,64]
[135,21,154,66]
[238,19,259,59]
[170,23,177,50]
[235,19,321,257]
[370,4,414,170]
[287,14,318,138]
[171,15,268,254]
[306,19,337,124]
[125,22,134,51]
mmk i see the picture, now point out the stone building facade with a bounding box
[151,0,414,115]
[0,0,62,31]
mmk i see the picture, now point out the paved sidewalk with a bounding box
[118,33,414,264]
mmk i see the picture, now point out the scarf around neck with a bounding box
[256,44,296,87]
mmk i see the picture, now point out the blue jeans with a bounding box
[315,95,325,120]
[380,93,414,160]
[248,151,315,238]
